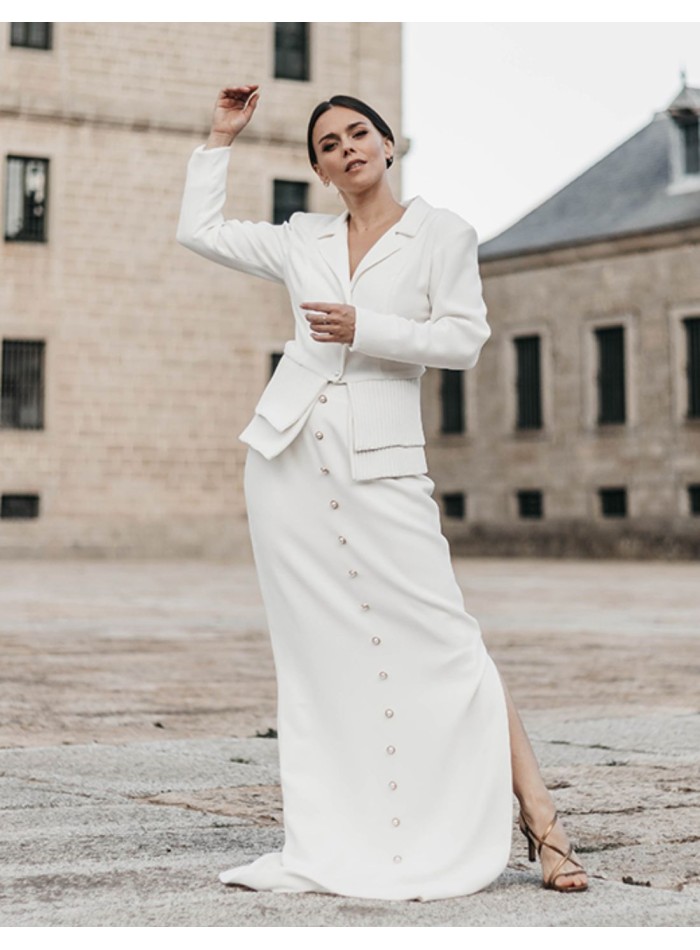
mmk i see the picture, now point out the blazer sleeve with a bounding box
[348,217,491,370]
[176,144,288,284]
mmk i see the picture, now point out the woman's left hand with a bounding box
[301,302,356,344]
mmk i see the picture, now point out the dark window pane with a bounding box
[269,351,283,377]
[273,180,308,225]
[442,492,465,520]
[440,369,465,434]
[517,490,543,519]
[595,326,626,424]
[274,23,309,81]
[681,116,700,175]
[5,156,49,242]
[514,335,542,429]
[689,484,700,516]
[599,487,627,518]
[10,23,52,49]
[1,493,40,519]
[684,316,700,418]
[1,340,45,429]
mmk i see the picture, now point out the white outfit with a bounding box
[176,143,513,901]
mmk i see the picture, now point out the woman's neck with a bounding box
[342,181,404,233]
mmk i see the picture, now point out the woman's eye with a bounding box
[322,143,336,152]
[354,130,367,138]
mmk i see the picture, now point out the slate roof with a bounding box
[479,86,700,261]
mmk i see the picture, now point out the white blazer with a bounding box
[176,144,491,480]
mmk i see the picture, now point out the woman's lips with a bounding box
[345,160,365,172]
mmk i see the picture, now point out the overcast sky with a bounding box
[402,21,700,242]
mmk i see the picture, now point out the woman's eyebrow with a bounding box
[317,121,368,144]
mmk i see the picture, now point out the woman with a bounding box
[176,85,588,901]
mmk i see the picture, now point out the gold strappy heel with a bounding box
[518,809,589,892]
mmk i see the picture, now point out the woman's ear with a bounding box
[313,164,330,187]
[384,139,394,169]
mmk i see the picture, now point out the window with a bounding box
[689,485,700,515]
[273,180,308,225]
[440,369,465,434]
[678,114,700,176]
[1,493,40,519]
[442,492,465,520]
[514,335,542,429]
[599,487,627,518]
[595,325,626,424]
[683,316,700,418]
[5,156,49,242]
[270,351,283,376]
[1,340,45,429]
[274,23,309,81]
[10,23,52,50]
[517,490,543,519]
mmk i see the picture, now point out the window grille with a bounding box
[683,316,700,418]
[688,484,700,516]
[274,23,310,81]
[599,487,627,518]
[1,339,45,429]
[273,180,308,225]
[514,335,542,429]
[517,490,543,519]
[442,492,465,520]
[270,351,283,377]
[440,369,465,434]
[1,493,40,519]
[595,325,626,424]
[5,156,49,242]
[10,23,52,49]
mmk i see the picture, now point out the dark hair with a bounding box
[307,95,395,170]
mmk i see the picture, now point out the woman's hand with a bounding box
[302,302,356,345]
[206,85,260,147]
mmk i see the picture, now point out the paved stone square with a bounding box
[0,557,698,926]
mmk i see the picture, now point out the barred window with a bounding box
[595,325,626,424]
[274,23,309,81]
[514,335,542,429]
[273,180,308,225]
[689,484,700,516]
[683,316,700,418]
[1,493,40,519]
[1,340,45,429]
[10,23,52,50]
[442,492,465,520]
[5,156,49,242]
[440,369,465,434]
[517,490,543,519]
[599,487,627,518]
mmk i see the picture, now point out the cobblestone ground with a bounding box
[1,557,698,925]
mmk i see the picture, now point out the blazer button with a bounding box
[314,431,324,440]
[318,394,328,403]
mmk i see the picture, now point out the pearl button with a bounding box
[371,636,381,646]
[338,536,347,544]
[314,431,324,440]
[320,466,330,475]
[389,781,398,790]
[386,745,396,755]
[318,394,328,403]
[330,500,339,509]
[379,671,388,680]
[348,569,358,578]
[393,855,402,864]
[392,818,401,827]
[385,708,394,718]
[361,603,370,611]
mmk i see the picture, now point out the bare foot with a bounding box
[519,805,588,891]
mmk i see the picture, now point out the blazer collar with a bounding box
[316,195,433,296]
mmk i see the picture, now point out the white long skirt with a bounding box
[219,380,513,902]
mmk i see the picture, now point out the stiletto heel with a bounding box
[518,809,588,892]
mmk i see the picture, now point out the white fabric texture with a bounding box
[218,382,513,901]
[176,142,513,900]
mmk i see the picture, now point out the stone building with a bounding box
[424,83,700,557]
[0,21,404,558]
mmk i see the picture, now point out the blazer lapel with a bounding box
[316,211,352,300]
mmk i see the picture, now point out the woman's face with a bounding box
[311,106,392,195]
